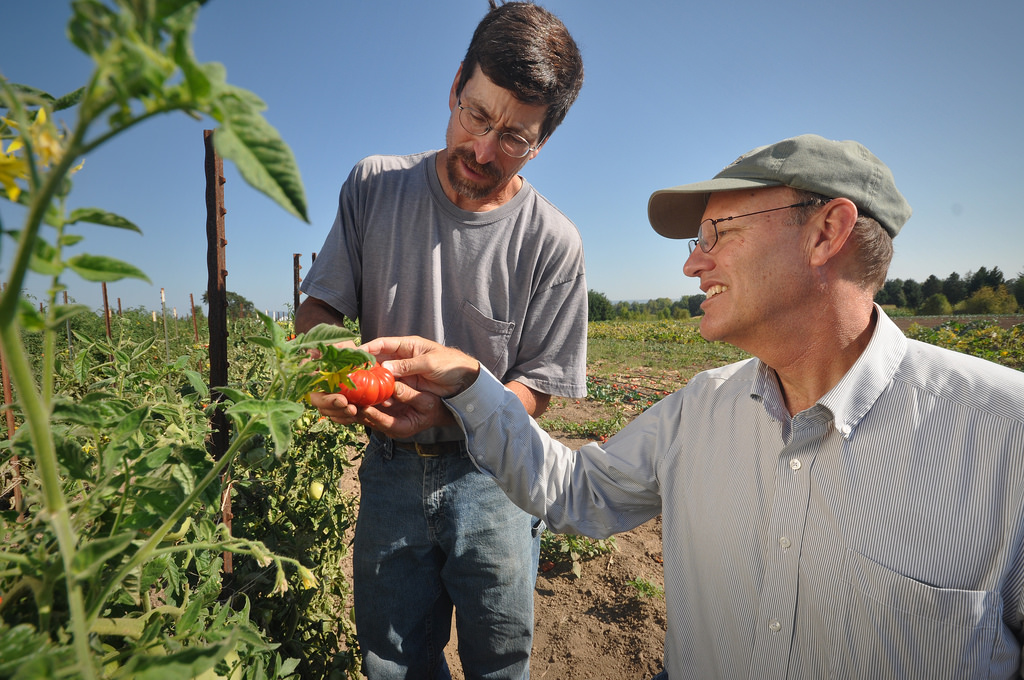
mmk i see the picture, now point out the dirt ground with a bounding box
[337,396,666,680]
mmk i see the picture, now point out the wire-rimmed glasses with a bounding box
[688,200,829,254]
[457,98,542,158]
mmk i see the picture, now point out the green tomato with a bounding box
[308,481,325,501]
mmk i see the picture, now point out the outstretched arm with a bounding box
[363,336,664,539]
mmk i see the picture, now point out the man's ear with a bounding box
[809,197,858,267]
[448,63,464,112]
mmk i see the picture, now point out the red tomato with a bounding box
[337,363,395,407]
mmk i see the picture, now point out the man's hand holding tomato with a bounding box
[296,298,473,437]
[344,336,482,438]
[306,341,459,438]
[357,336,549,435]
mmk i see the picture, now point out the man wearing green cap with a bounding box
[350,134,1024,678]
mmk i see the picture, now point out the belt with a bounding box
[391,439,465,458]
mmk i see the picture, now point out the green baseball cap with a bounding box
[647,134,912,239]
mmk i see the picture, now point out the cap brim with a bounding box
[647,177,781,239]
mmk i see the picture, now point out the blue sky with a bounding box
[3,0,1022,316]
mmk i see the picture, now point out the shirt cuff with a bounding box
[444,364,509,432]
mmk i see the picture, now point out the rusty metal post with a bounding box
[204,129,232,574]
[190,293,200,343]
[293,253,302,316]
[101,282,112,341]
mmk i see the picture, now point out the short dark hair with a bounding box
[457,1,584,143]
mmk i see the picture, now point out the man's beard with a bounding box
[445,148,504,201]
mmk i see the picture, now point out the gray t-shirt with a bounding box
[302,151,588,440]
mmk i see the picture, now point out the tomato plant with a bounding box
[0,2,373,677]
[337,363,395,406]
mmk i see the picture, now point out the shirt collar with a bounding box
[750,305,908,439]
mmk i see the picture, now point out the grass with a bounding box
[539,319,747,440]
[625,577,665,600]
[540,531,618,579]
[587,319,748,380]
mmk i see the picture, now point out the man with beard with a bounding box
[295,2,586,678]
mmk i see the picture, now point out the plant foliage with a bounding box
[0,2,368,677]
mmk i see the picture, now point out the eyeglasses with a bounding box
[688,200,828,254]
[457,98,542,159]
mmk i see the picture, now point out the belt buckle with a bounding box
[414,442,439,458]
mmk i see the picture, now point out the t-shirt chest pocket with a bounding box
[452,300,515,378]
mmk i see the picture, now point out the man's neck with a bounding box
[767,304,878,416]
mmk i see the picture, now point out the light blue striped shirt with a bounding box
[447,309,1024,679]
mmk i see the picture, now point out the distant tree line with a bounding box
[588,290,703,321]
[589,265,1024,321]
[873,266,1023,315]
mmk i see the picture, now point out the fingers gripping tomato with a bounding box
[337,363,395,407]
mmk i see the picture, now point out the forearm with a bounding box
[446,367,660,538]
[295,296,346,334]
[505,380,551,418]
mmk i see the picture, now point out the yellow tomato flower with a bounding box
[0,146,26,201]
[3,108,83,178]
[298,565,318,590]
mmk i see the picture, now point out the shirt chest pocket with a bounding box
[833,549,1002,678]
[453,300,515,378]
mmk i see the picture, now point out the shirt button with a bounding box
[466,404,475,413]
[789,458,801,470]
[779,537,791,549]
[768,619,782,632]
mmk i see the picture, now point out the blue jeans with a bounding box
[353,434,543,680]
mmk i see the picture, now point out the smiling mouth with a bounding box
[705,284,728,300]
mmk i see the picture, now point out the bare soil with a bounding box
[336,396,667,680]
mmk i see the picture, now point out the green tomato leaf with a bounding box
[214,386,251,404]
[297,322,358,348]
[16,298,46,332]
[67,207,142,233]
[67,253,151,283]
[226,398,303,456]
[247,336,275,349]
[121,637,234,680]
[47,303,91,329]
[316,343,374,372]
[9,231,65,276]
[172,20,212,101]
[183,370,210,399]
[210,88,309,222]
[69,1,117,57]
[52,86,85,112]
[110,406,150,445]
[72,533,136,581]
[255,310,286,345]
